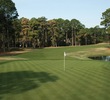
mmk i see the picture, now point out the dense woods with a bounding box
[0,0,110,52]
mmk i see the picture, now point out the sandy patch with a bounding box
[9,49,32,54]
[94,47,108,51]
[67,47,110,60]
[0,57,27,60]
[91,48,110,54]
[0,49,31,60]
[0,49,32,55]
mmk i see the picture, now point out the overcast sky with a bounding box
[12,0,110,28]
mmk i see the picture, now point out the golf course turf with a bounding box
[0,44,110,100]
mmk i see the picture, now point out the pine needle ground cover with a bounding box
[0,44,110,100]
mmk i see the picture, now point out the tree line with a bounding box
[0,0,110,52]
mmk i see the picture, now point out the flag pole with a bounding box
[64,55,65,71]
[64,52,66,71]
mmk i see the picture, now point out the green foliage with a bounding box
[101,8,110,27]
[0,0,18,19]
[0,2,109,50]
[101,8,110,44]
[0,0,18,51]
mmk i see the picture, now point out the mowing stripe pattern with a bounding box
[0,45,110,100]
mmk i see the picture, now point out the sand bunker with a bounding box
[0,57,27,60]
[0,49,31,60]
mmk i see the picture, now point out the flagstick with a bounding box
[64,55,65,71]
[64,52,66,71]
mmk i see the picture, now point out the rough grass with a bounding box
[0,43,110,100]
[68,47,110,60]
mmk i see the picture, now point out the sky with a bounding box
[12,0,110,28]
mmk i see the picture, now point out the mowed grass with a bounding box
[0,44,110,100]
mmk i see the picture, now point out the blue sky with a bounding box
[12,0,110,28]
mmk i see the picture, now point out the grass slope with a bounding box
[0,44,110,100]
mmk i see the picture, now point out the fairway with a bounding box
[0,44,110,100]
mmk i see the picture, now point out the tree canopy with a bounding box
[0,0,18,51]
[101,8,110,28]
[0,1,109,51]
[101,8,110,44]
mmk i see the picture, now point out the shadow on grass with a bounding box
[0,97,2,100]
[0,71,58,94]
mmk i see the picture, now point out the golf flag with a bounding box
[64,52,66,57]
